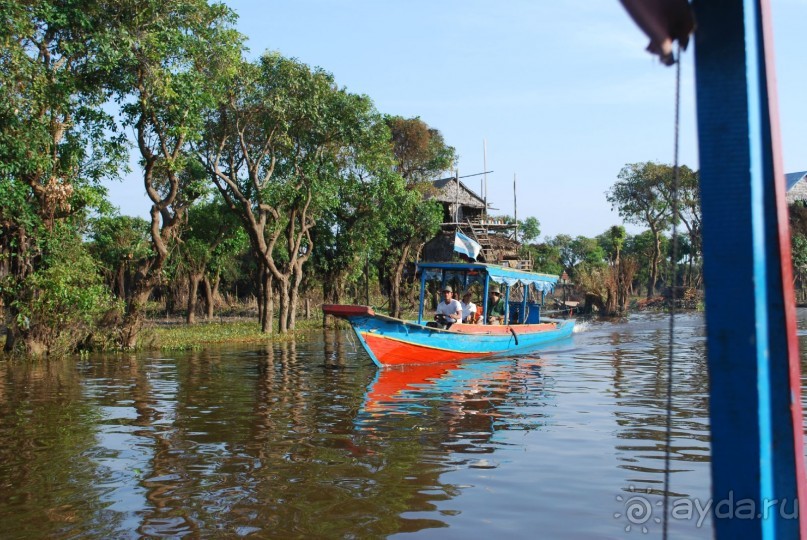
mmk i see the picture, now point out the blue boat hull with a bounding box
[323,305,574,367]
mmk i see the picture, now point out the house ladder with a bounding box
[466,218,493,262]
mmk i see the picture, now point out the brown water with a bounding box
[0,311,801,539]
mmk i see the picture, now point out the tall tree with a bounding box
[383,116,455,318]
[657,165,702,287]
[597,225,630,313]
[606,162,673,298]
[383,186,443,318]
[116,0,242,346]
[179,197,245,323]
[88,215,152,299]
[625,230,669,296]
[0,0,126,353]
[549,234,604,275]
[312,122,408,305]
[199,53,384,332]
[386,116,456,182]
[524,242,563,275]
[518,216,541,244]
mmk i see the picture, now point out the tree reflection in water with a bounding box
[7,313,792,538]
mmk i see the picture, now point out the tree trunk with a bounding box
[186,272,202,325]
[389,243,411,319]
[256,269,263,325]
[3,326,14,353]
[647,230,661,298]
[287,264,305,331]
[277,276,290,334]
[203,274,217,320]
[116,264,126,298]
[605,286,616,316]
[259,269,274,334]
[122,286,153,349]
[322,270,346,304]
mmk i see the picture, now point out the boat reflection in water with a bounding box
[360,357,547,416]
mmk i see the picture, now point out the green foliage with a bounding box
[596,225,627,263]
[548,234,605,274]
[524,242,563,275]
[624,230,670,294]
[182,196,249,276]
[385,116,457,182]
[199,52,419,329]
[607,162,681,296]
[115,0,242,217]
[9,226,121,355]
[791,234,807,283]
[311,119,410,300]
[89,215,153,273]
[379,116,454,315]
[518,216,541,244]
[117,0,242,146]
[0,1,132,353]
[0,0,127,209]
[606,162,673,230]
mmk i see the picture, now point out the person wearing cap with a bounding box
[434,286,462,328]
[487,286,506,324]
[460,291,478,324]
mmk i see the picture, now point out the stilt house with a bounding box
[421,176,532,269]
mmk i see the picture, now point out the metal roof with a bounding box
[417,261,559,284]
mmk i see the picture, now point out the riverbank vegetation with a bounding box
[2,1,803,357]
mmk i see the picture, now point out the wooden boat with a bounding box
[323,262,574,367]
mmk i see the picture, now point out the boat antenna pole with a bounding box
[483,139,488,221]
[455,168,460,224]
[513,173,518,241]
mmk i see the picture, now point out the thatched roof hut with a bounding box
[426,177,486,224]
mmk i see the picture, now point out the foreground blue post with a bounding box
[693,0,806,537]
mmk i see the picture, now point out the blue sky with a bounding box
[106,0,807,239]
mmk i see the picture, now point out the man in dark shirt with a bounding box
[487,286,505,324]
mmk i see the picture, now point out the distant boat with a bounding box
[323,262,574,367]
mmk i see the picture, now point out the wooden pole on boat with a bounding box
[482,276,490,323]
[455,168,460,224]
[503,284,510,325]
[521,284,528,324]
[692,1,806,537]
[513,173,518,241]
[483,140,488,221]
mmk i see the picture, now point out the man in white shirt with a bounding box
[435,286,462,328]
[461,291,477,323]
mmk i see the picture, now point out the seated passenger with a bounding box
[487,287,505,325]
[434,286,462,328]
[461,291,478,324]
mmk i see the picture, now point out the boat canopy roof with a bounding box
[417,261,559,293]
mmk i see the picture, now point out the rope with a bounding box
[662,43,683,540]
